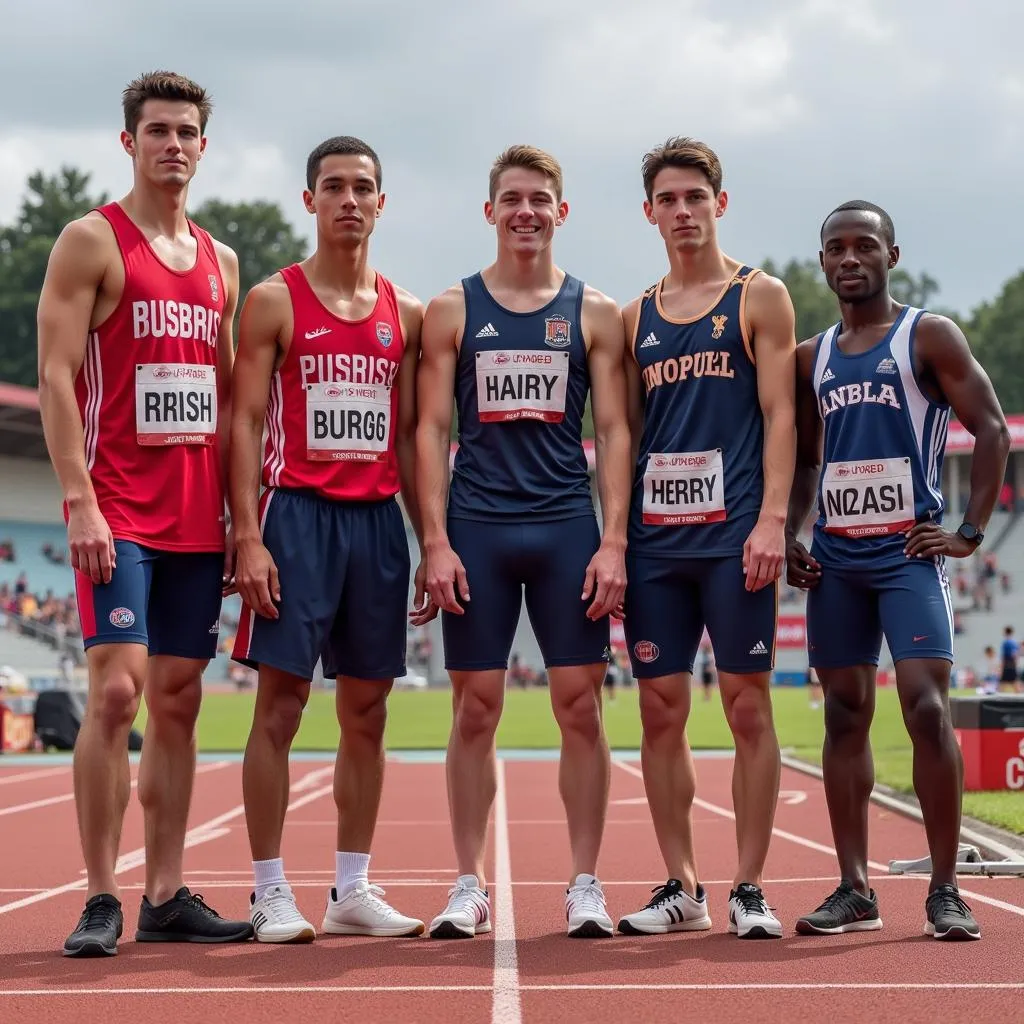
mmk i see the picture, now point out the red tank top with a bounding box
[73,202,226,551]
[262,264,405,502]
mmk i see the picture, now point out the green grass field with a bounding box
[135,685,1024,837]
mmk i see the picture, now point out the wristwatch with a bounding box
[957,522,984,547]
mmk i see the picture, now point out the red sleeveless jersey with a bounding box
[262,265,405,502]
[73,202,226,551]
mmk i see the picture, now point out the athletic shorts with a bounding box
[442,515,610,671]
[75,540,223,660]
[623,553,778,678]
[232,488,410,681]
[806,558,954,669]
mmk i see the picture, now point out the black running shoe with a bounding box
[135,887,253,943]
[795,880,883,935]
[925,884,981,941]
[64,893,123,957]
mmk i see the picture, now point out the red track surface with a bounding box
[1,754,1022,1024]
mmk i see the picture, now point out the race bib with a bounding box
[475,350,568,423]
[822,457,915,536]
[305,381,391,462]
[642,449,726,525]
[135,363,216,446]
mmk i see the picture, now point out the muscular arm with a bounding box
[917,315,1010,535]
[212,241,241,489]
[37,219,108,512]
[585,288,631,547]
[394,289,425,546]
[786,339,823,543]
[414,288,461,550]
[36,218,116,583]
[621,297,645,481]
[228,279,285,544]
[750,273,798,523]
[743,273,798,589]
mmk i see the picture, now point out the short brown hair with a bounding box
[489,145,564,203]
[306,136,382,193]
[122,71,213,136]
[641,137,722,201]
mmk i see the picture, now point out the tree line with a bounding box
[3,168,1023,421]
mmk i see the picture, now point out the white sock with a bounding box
[253,858,287,902]
[335,851,370,897]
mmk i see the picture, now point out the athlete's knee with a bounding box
[639,682,689,747]
[824,686,872,742]
[551,685,603,744]
[902,683,952,750]
[454,685,503,744]
[256,681,311,750]
[724,684,773,747]
[339,685,389,747]
[86,653,145,735]
[146,661,204,733]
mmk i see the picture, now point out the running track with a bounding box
[1,752,1022,1024]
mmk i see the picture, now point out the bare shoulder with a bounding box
[747,269,793,313]
[393,282,426,321]
[211,238,240,278]
[424,282,466,325]
[915,311,967,346]
[581,283,619,318]
[52,211,117,266]
[796,336,820,377]
[243,272,289,318]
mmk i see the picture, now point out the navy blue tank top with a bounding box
[810,305,950,569]
[447,272,594,521]
[628,266,764,557]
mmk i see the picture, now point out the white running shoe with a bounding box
[617,879,713,935]
[321,881,425,936]
[566,874,614,938]
[429,874,491,939]
[728,882,783,939]
[250,884,316,943]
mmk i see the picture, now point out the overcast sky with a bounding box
[2,0,1020,321]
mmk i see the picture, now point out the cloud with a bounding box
[1,0,1022,315]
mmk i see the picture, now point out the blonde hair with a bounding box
[489,145,564,202]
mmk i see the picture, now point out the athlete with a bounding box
[786,201,1010,941]
[230,136,425,942]
[37,71,253,956]
[616,138,797,940]
[416,145,631,939]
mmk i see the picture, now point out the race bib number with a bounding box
[305,382,391,462]
[475,350,568,423]
[135,363,216,446]
[822,457,915,536]
[642,449,726,525]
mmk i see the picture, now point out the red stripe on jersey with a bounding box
[259,265,405,502]
[71,202,226,552]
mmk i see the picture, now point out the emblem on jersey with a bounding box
[151,365,173,380]
[324,385,344,399]
[109,607,136,629]
[633,640,660,663]
[711,314,728,339]
[208,274,219,303]
[544,315,572,349]
[875,357,897,374]
[375,321,394,348]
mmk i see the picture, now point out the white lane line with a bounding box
[491,758,522,1024]
[2,982,1023,996]
[0,767,69,787]
[613,760,890,873]
[0,760,230,819]
[0,766,333,916]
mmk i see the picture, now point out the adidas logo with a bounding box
[475,322,499,338]
[639,332,659,348]
[749,640,768,655]
[820,368,836,383]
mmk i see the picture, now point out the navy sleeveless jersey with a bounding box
[447,272,594,521]
[628,267,764,557]
[810,305,950,569]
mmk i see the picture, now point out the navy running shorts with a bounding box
[806,557,954,669]
[442,515,610,671]
[75,540,223,659]
[623,553,778,678]
[233,488,410,681]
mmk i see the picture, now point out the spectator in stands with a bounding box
[0,539,14,562]
[982,646,1000,694]
[1000,627,1019,688]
